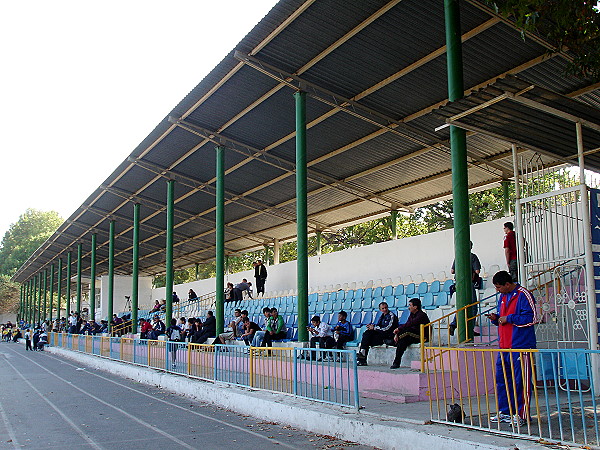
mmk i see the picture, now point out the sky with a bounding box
[0,0,278,239]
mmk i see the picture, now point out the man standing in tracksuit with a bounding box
[487,271,537,425]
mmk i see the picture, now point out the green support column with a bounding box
[390,209,398,240]
[43,269,48,323]
[26,281,31,325]
[165,180,175,325]
[295,91,309,343]
[66,251,72,317]
[132,203,140,330]
[501,180,510,216]
[19,284,23,323]
[90,233,97,321]
[57,258,63,322]
[445,0,472,342]
[77,243,83,314]
[108,220,115,333]
[215,147,225,334]
[37,273,42,326]
[316,230,322,256]
[49,264,55,324]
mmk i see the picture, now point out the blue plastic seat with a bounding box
[372,310,383,325]
[421,292,435,309]
[442,279,454,292]
[350,311,362,327]
[342,298,352,311]
[398,309,410,324]
[363,287,373,301]
[360,297,373,311]
[319,292,330,302]
[373,286,383,299]
[321,313,330,325]
[345,326,365,347]
[395,294,408,309]
[429,280,441,293]
[382,285,393,297]
[434,292,449,307]
[405,283,416,296]
[353,288,364,301]
[417,282,428,295]
[361,310,373,325]
[335,290,345,302]
[393,284,404,296]
[384,295,396,308]
[346,289,355,301]
[350,297,361,312]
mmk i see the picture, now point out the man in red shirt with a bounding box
[503,222,518,282]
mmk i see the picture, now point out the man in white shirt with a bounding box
[304,316,336,361]
[68,312,78,334]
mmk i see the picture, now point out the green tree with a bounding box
[488,0,600,80]
[0,209,63,276]
[0,275,19,314]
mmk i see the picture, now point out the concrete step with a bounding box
[361,389,420,404]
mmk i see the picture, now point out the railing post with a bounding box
[249,347,254,388]
[420,324,425,372]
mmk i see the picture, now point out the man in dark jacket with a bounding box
[357,302,398,366]
[254,260,268,296]
[390,298,430,369]
[195,311,216,344]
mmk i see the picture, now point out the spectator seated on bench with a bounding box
[261,308,287,347]
[357,302,398,366]
[333,311,353,349]
[390,298,430,369]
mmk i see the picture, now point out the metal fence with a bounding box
[423,346,600,447]
[48,333,359,409]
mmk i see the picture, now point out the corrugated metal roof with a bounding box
[13,0,600,288]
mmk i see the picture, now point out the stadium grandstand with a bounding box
[11,0,600,447]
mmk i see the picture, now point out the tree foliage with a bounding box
[0,209,63,276]
[488,0,600,80]
[0,275,19,314]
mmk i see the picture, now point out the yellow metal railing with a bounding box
[420,300,481,372]
[422,345,600,447]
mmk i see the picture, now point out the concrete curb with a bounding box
[47,347,542,450]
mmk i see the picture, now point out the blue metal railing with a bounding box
[49,333,359,409]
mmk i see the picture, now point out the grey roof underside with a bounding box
[13,0,600,287]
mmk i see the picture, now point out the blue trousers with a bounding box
[496,351,532,419]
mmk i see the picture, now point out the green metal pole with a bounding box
[19,284,23,323]
[77,243,82,314]
[66,251,72,317]
[49,264,55,324]
[215,147,225,334]
[295,90,309,343]
[108,220,115,333]
[37,273,42,326]
[90,233,97,321]
[316,230,322,256]
[132,203,140,330]
[165,180,175,325]
[501,180,510,216]
[445,0,472,342]
[195,263,199,281]
[390,210,398,240]
[43,269,48,323]
[57,258,63,322]
[26,280,31,325]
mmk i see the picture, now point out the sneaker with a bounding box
[510,415,525,426]
[490,413,511,423]
[449,324,456,336]
[172,363,177,369]
[357,359,368,366]
[390,364,400,369]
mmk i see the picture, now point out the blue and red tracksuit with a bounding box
[492,284,537,419]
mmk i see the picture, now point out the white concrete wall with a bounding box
[99,275,152,319]
[147,217,509,303]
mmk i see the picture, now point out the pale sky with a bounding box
[0,0,278,239]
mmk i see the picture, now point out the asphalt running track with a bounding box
[0,342,374,449]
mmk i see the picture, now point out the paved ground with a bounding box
[0,342,374,450]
